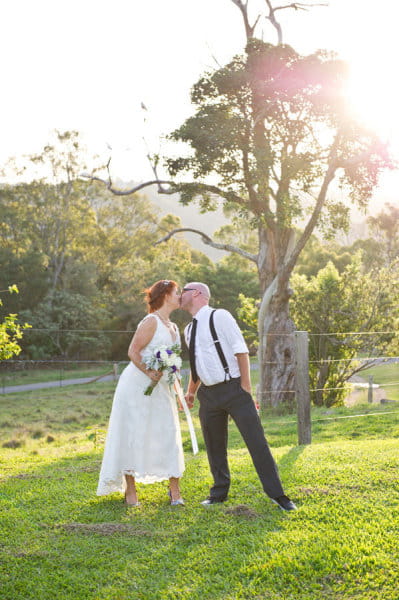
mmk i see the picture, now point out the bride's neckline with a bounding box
[155,310,172,325]
[154,311,177,342]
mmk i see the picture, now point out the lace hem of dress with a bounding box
[97,469,184,495]
[123,469,183,483]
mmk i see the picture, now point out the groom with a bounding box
[180,282,297,511]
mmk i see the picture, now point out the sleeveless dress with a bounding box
[97,314,185,496]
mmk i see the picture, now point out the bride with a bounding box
[97,280,185,506]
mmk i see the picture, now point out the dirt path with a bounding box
[345,374,387,406]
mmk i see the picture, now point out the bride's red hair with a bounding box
[144,280,178,313]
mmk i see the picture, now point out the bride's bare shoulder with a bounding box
[137,314,158,332]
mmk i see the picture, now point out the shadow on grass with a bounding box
[275,443,306,474]
[1,446,295,600]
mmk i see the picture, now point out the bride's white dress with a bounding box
[97,314,185,496]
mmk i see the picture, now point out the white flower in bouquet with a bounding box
[143,343,182,395]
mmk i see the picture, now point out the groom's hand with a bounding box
[185,392,195,408]
[240,384,252,395]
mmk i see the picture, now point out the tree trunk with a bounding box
[258,288,296,410]
[256,225,296,410]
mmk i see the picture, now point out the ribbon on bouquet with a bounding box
[174,377,198,455]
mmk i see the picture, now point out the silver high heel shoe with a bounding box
[171,497,185,506]
[168,490,185,506]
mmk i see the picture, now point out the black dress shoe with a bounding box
[271,495,297,511]
[201,497,227,506]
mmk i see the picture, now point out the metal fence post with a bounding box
[295,331,311,445]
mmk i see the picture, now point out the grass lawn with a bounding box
[1,382,398,599]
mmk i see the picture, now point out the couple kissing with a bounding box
[97,280,296,512]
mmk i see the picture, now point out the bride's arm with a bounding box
[128,316,161,382]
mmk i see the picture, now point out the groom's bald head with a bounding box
[187,282,210,300]
[180,281,210,315]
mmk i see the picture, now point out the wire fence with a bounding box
[1,358,397,400]
[19,328,399,335]
[1,346,398,453]
[1,329,398,411]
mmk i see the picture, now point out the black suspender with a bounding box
[209,309,232,382]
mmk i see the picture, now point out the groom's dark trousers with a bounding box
[197,377,284,500]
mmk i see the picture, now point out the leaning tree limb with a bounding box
[279,134,340,282]
[281,139,387,283]
[81,151,249,207]
[155,227,258,263]
[80,149,174,195]
[80,172,173,196]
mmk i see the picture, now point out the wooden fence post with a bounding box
[295,331,311,445]
[368,376,374,403]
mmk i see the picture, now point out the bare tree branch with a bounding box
[155,227,258,262]
[145,147,174,193]
[80,147,175,195]
[82,150,249,207]
[230,0,260,40]
[265,0,283,44]
[80,172,172,196]
[273,2,328,11]
[350,358,393,377]
[265,0,328,44]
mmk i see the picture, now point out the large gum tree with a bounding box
[86,1,392,407]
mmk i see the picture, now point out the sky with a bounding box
[2,0,399,214]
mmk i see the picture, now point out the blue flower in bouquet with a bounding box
[143,343,182,395]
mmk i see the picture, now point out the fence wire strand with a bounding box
[20,328,399,336]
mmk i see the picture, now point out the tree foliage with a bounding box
[0,286,30,360]
[238,250,398,407]
[0,132,214,360]
[166,40,390,233]
[291,257,398,406]
[82,1,394,406]
[156,29,392,407]
[367,202,399,265]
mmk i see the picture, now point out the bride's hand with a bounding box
[185,393,195,408]
[148,369,162,382]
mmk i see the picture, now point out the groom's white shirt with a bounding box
[184,305,248,386]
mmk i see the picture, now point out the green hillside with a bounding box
[1,383,398,599]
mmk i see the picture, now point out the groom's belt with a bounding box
[201,377,240,389]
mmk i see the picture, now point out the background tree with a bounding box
[1,133,213,359]
[238,255,399,406]
[290,258,398,406]
[22,290,110,360]
[367,202,399,265]
[89,1,392,407]
[293,235,353,278]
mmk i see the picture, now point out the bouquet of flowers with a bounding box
[143,343,182,396]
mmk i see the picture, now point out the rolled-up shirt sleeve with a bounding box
[215,309,248,355]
